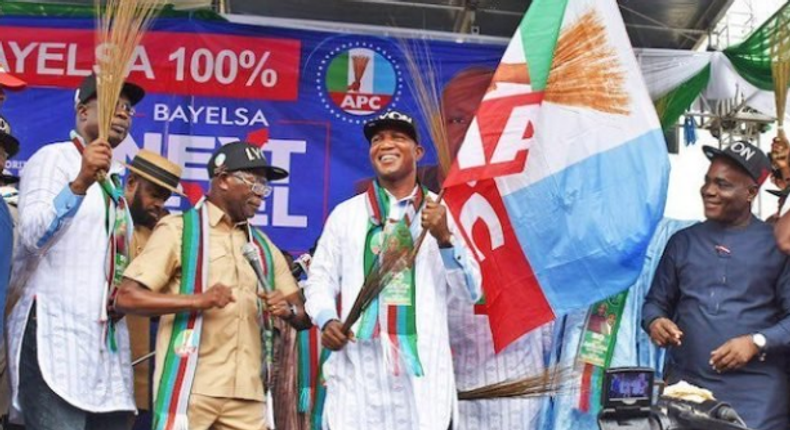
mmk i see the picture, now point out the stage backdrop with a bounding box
[0,15,505,254]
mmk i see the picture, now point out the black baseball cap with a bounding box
[207,141,289,181]
[363,110,419,144]
[0,114,19,158]
[74,73,145,107]
[703,141,771,186]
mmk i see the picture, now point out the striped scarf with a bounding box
[357,181,426,376]
[152,200,275,430]
[308,183,428,428]
[70,134,132,352]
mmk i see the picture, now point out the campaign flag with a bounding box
[444,0,669,351]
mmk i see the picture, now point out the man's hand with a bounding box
[710,335,758,373]
[71,138,113,195]
[196,284,235,310]
[421,197,453,248]
[260,290,294,319]
[321,320,354,351]
[648,317,684,347]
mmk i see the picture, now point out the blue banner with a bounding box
[0,15,504,253]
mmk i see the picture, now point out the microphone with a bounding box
[242,243,273,293]
[291,253,312,278]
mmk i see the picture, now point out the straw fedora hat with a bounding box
[123,150,185,197]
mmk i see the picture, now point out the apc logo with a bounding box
[316,42,403,123]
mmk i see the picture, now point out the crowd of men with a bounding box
[1,70,790,430]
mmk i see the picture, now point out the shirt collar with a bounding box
[382,185,419,205]
[206,200,249,230]
[206,200,233,228]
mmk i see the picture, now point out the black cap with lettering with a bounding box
[363,110,419,144]
[207,141,288,181]
[703,141,771,186]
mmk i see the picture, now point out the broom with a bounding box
[342,7,629,336]
[93,0,163,182]
[458,366,577,400]
[771,8,790,141]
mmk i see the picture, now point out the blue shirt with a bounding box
[0,199,13,336]
[643,217,790,430]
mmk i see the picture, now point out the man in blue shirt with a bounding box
[643,141,790,430]
[0,118,20,335]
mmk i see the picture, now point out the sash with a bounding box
[297,327,321,414]
[310,182,428,428]
[71,135,131,352]
[152,200,276,430]
[357,180,426,376]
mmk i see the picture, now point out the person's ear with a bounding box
[125,173,139,194]
[414,144,425,162]
[76,104,89,122]
[747,184,759,202]
[216,173,231,192]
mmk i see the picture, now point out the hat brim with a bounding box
[0,72,27,90]
[702,145,759,182]
[78,81,146,106]
[0,133,19,158]
[364,118,418,143]
[123,162,186,197]
[768,188,790,198]
[244,166,289,181]
[122,82,145,106]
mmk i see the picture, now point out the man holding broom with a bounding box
[6,74,144,430]
[304,110,481,430]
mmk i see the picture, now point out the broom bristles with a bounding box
[399,39,453,176]
[95,0,164,143]
[546,9,630,116]
[458,366,578,400]
[770,8,790,138]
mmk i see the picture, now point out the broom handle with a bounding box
[409,188,446,261]
[340,188,446,334]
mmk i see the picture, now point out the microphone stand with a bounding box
[242,242,278,429]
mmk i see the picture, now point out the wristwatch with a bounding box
[752,333,767,361]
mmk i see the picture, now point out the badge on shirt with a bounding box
[173,329,198,357]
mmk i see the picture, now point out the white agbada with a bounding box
[447,294,553,430]
[305,187,481,430]
[7,138,134,416]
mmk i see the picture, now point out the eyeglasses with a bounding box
[116,101,136,116]
[231,172,272,197]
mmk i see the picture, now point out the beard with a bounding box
[129,189,157,230]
